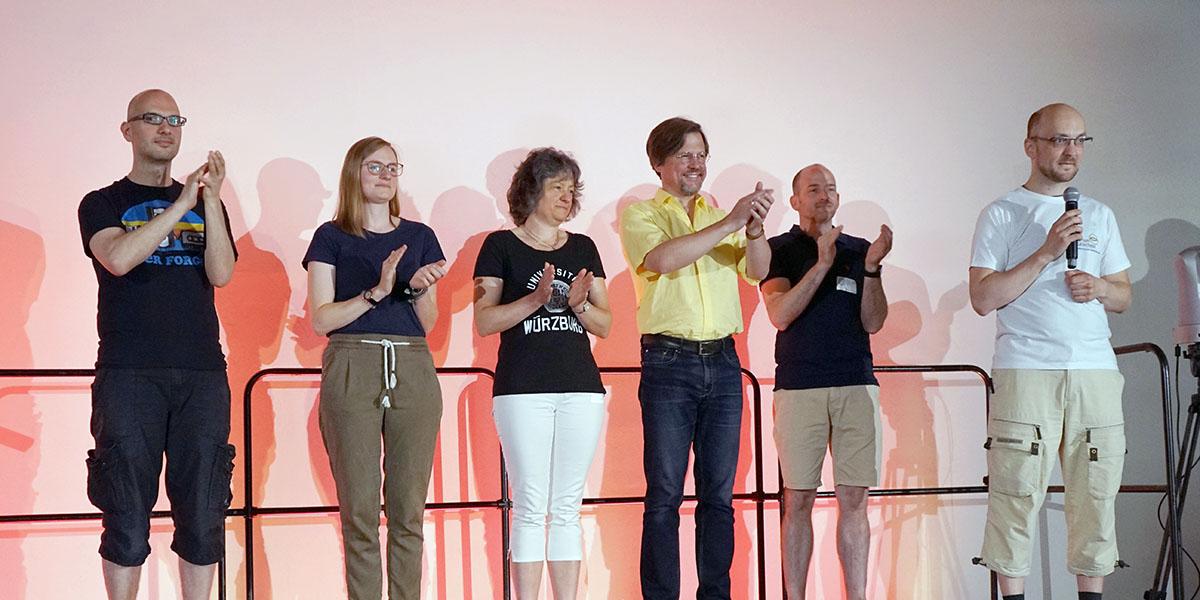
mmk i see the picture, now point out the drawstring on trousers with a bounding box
[360,339,409,408]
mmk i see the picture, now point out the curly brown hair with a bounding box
[506,147,583,225]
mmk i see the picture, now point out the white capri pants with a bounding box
[493,392,606,562]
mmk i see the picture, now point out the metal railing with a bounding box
[240,366,508,600]
[0,369,235,599]
[0,344,1183,599]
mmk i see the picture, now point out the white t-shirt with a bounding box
[970,187,1131,370]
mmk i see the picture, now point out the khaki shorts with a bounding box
[978,369,1125,578]
[773,385,881,489]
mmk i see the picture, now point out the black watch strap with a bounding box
[864,265,882,278]
[362,289,380,306]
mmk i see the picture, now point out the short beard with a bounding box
[1038,162,1077,184]
[679,174,703,196]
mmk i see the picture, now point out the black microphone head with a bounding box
[1064,186,1080,209]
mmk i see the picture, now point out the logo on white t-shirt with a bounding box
[1079,233,1101,254]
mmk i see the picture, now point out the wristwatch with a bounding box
[864,265,882,278]
[405,286,427,303]
[573,300,591,314]
[362,289,380,307]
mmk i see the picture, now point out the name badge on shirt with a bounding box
[836,276,857,294]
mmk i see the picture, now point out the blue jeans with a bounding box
[639,335,743,600]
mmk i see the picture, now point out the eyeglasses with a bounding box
[127,112,187,127]
[363,161,404,177]
[1030,135,1093,148]
[672,151,709,163]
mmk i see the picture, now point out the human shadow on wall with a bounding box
[838,200,970,599]
[0,204,46,600]
[1105,218,1200,600]
[709,165,786,597]
[424,148,526,598]
[217,158,328,598]
[588,186,654,598]
[1109,218,1200,478]
[708,164,788,374]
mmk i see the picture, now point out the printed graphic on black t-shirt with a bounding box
[519,265,586,335]
[763,226,877,390]
[473,230,606,396]
[78,178,235,369]
[123,199,208,266]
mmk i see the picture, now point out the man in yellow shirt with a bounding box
[619,117,774,599]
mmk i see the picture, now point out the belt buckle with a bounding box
[697,339,722,355]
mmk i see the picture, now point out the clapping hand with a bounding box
[567,268,593,312]
[409,259,447,291]
[865,224,893,270]
[199,151,225,199]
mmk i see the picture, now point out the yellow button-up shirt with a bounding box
[619,188,754,340]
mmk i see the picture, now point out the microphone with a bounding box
[1064,186,1080,269]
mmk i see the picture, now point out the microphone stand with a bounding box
[1145,342,1199,599]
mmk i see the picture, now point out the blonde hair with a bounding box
[333,136,400,236]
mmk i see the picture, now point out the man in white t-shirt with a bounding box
[969,103,1132,600]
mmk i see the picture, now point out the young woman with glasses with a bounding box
[303,136,447,600]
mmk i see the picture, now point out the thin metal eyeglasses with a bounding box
[673,151,709,163]
[1030,135,1093,148]
[363,161,404,177]
[127,112,187,127]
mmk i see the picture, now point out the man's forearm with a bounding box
[202,195,235,286]
[744,235,771,281]
[642,218,737,274]
[1099,278,1132,313]
[969,251,1053,315]
[93,201,193,276]
[860,277,888,333]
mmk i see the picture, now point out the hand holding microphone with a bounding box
[1040,188,1083,266]
[1057,187,1098,303]
[1064,186,1080,269]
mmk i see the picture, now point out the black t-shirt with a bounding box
[763,226,877,390]
[473,230,606,396]
[78,177,236,369]
[302,220,445,337]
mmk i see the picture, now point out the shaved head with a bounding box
[127,89,178,120]
[1026,103,1083,138]
[791,163,833,193]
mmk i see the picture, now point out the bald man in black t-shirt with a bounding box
[78,89,236,600]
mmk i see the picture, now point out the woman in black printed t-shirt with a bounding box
[472,147,611,599]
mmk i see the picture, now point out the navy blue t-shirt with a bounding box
[473,230,606,396]
[763,226,877,390]
[302,220,445,337]
[78,177,236,369]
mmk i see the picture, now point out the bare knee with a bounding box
[783,488,818,516]
[835,485,868,514]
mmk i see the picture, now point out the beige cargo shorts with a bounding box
[978,369,1125,578]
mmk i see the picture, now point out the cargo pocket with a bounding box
[1086,423,1125,499]
[208,443,236,510]
[86,444,130,514]
[985,418,1042,497]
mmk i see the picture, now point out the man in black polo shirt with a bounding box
[78,89,237,600]
[760,164,891,600]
